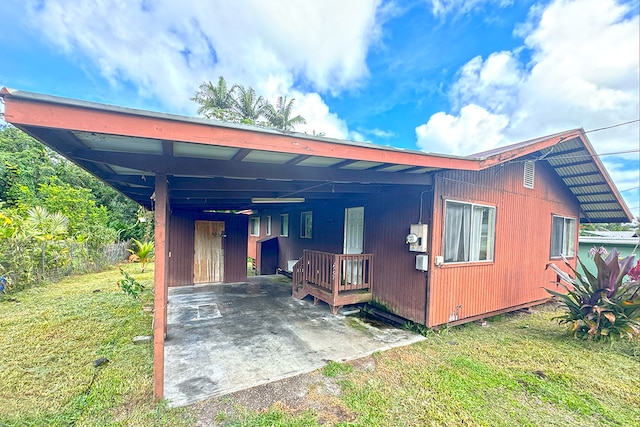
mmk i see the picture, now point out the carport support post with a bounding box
[153,174,169,401]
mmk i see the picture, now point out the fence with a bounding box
[0,239,130,293]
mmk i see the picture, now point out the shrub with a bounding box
[116,268,145,300]
[128,238,154,273]
[546,249,640,341]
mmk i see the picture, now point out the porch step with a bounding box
[296,282,372,315]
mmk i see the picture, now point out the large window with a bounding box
[249,217,260,236]
[443,200,496,263]
[300,211,313,239]
[551,215,576,258]
[280,214,289,237]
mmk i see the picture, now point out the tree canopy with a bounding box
[191,77,307,131]
[0,125,146,243]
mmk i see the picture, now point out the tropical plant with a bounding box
[263,96,307,131]
[24,206,68,241]
[232,85,266,125]
[128,238,155,273]
[191,76,238,122]
[116,268,145,300]
[545,248,640,341]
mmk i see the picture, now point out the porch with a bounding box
[163,275,424,407]
[292,249,374,314]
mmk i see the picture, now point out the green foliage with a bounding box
[129,238,155,273]
[0,126,142,243]
[323,360,354,377]
[192,76,307,131]
[117,268,145,300]
[0,127,140,294]
[546,249,640,341]
[262,95,307,131]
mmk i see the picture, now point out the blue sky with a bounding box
[1,0,638,217]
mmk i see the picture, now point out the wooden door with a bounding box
[194,221,225,284]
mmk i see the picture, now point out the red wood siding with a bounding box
[167,214,194,286]
[257,190,432,324]
[427,161,579,327]
[167,211,248,286]
[364,192,432,324]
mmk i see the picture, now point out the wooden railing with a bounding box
[292,249,373,314]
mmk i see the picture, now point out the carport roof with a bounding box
[1,88,632,223]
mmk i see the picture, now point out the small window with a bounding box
[280,214,289,237]
[266,216,272,236]
[300,211,313,239]
[551,215,576,258]
[524,161,535,189]
[249,217,260,236]
[443,200,496,263]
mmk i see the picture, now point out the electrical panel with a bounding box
[406,223,428,252]
[416,254,429,271]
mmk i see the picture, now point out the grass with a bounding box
[0,262,191,427]
[218,305,640,427]
[2,266,639,426]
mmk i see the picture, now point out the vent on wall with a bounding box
[524,160,535,189]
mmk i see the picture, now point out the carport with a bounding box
[1,88,465,400]
[164,275,424,406]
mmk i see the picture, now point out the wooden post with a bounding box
[153,174,169,401]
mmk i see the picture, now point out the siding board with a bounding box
[253,191,432,323]
[168,211,248,286]
[427,162,579,327]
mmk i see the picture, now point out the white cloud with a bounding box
[416,104,509,154]
[368,128,396,138]
[22,0,383,137]
[416,0,639,161]
[427,0,513,17]
[416,0,639,213]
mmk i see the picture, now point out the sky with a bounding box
[1,0,638,217]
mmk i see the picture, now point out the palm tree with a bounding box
[128,238,155,273]
[25,206,68,241]
[191,76,238,121]
[263,96,307,132]
[231,85,266,125]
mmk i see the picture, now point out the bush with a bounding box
[116,268,145,300]
[546,248,640,341]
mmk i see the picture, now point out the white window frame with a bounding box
[249,216,260,237]
[300,211,313,239]
[266,215,272,236]
[443,200,496,264]
[279,214,289,237]
[550,215,576,258]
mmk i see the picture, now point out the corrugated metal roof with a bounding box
[0,87,633,222]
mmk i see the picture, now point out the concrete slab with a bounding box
[164,275,425,407]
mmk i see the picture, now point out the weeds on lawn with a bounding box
[323,360,354,378]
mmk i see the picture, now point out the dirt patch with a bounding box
[188,356,376,426]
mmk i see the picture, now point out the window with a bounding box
[249,217,260,236]
[300,211,313,239]
[266,216,272,236]
[279,214,289,237]
[443,200,496,263]
[551,215,576,258]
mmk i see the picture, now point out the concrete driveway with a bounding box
[164,275,424,407]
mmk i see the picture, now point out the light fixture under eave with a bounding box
[251,197,305,204]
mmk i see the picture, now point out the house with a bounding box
[1,88,632,400]
[578,230,639,268]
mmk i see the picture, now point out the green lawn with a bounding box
[0,263,190,427]
[1,266,638,426]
